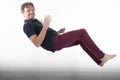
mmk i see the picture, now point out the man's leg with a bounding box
[54,28,116,66]
[80,42,102,65]
[54,29,104,64]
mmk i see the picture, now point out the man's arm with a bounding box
[30,15,52,47]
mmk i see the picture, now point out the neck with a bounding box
[25,18,35,20]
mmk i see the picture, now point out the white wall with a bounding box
[0,0,120,72]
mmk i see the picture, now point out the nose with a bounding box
[30,10,34,14]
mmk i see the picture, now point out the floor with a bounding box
[0,70,120,80]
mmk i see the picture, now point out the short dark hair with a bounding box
[21,2,35,13]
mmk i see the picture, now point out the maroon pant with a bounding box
[54,29,105,65]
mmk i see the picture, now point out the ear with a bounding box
[21,10,24,14]
[22,12,25,17]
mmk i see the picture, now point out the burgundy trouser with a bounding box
[54,29,105,65]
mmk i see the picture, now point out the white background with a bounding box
[0,0,120,72]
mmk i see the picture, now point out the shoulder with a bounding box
[23,22,36,34]
[23,23,37,38]
[23,22,35,30]
[24,22,33,27]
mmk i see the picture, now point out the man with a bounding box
[21,2,116,67]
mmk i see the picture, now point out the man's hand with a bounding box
[40,15,52,30]
[57,28,65,34]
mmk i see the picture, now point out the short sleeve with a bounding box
[23,23,37,38]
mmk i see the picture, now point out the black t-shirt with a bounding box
[23,19,58,52]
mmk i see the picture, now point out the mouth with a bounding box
[29,14,35,17]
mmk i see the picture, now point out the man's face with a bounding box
[22,6,35,20]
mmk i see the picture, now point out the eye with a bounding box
[26,9,30,12]
[31,9,35,12]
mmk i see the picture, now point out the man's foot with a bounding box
[100,54,117,67]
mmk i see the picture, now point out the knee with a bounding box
[80,28,87,33]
